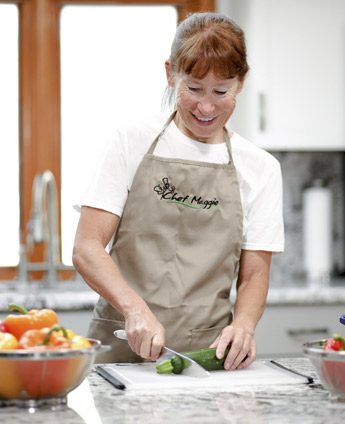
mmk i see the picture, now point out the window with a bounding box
[0,4,19,267]
[0,0,215,280]
[60,5,177,264]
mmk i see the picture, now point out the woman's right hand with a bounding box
[73,206,165,361]
[124,307,165,361]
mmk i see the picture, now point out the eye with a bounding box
[187,86,200,93]
[215,90,227,95]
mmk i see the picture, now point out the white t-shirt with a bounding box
[75,114,284,253]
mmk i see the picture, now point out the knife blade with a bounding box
[113,329,210,378]
[157,346,210,378]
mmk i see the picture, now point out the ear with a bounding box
[165,61,175,87]
[236,78,245,94]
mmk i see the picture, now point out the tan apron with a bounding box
[88,112,243,363]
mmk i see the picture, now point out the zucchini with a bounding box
[170,355,184,374]
[156,346,231,375]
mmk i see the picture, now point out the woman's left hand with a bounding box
[209,324,257,370]
[211,250,271,370]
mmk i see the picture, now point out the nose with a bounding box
[197,94,215,115]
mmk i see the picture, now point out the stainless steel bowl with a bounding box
[0,338,110,408]
[303,339,345,401]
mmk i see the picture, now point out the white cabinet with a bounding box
[255,304,345,357]
[57,310,94,337]
[218,0,345,150]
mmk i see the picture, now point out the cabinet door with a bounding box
[255,304,345,356]
[58,311,94,337]
[230,0,345,150]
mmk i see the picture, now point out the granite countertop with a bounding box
[1,358,345,423]
[1,280,345,313]
[0,279,99,312]
[265,285,345,306]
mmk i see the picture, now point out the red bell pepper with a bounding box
[321,334,345,395]
[0,320,9,333]
[324,334,345,351]
[18,325,72,398]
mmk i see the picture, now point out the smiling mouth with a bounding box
[192,113,216,124]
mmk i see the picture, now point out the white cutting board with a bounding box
[100,361,309,391]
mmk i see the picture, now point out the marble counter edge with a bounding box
[0,290,99,312]
[0,285,345,312]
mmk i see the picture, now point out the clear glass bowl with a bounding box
[0,338,110,408]
[303,339,345,401]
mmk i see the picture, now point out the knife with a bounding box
[340,314,345,325]
[113,329,210,378]
[95,365,126,390]
[269,360,314,384]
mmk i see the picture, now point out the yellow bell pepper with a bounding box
[70,335,91,349]
[0,360,23,399]
[57,328,91,349]
[0,332,22,399]
[0,332,19,350]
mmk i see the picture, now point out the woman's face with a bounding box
[166,64,243,144]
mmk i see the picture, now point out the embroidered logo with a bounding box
[153,177,219,210]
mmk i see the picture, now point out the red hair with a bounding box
[169,13,249,81]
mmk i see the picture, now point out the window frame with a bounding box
[0,0,215,281]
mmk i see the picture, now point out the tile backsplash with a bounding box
[268,152,345,287]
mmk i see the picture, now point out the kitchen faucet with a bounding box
[18,170,63,287]
[31,170,60,285]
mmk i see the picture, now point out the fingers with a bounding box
[213,325,257,371]
[225,338,257,370]
[209,335,220,349]
[125,322,165,361]
[150,332,165,361]
[236,344,257,370]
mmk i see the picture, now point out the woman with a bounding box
[73,12,284,370]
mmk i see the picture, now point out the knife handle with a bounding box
[95,365,126,390]
[269,360,314,384]
[114,329,128,340]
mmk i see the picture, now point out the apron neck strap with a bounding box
[223,128,234,165]
[147,111,177,155]
[148,111,234,164]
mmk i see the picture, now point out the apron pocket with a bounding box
[190,325,225,351]
[87,317,145,364]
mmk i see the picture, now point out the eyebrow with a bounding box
[185,77,233,86]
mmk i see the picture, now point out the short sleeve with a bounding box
[242,159,284,253]
[73,128,129,217]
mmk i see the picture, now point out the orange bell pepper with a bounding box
[18,325,72,398]
[5,303,59,340]
[18,324,71,350]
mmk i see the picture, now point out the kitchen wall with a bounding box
[269,152,345,287]
[215,0,345,287]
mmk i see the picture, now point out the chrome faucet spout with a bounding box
[29,170,60,285]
